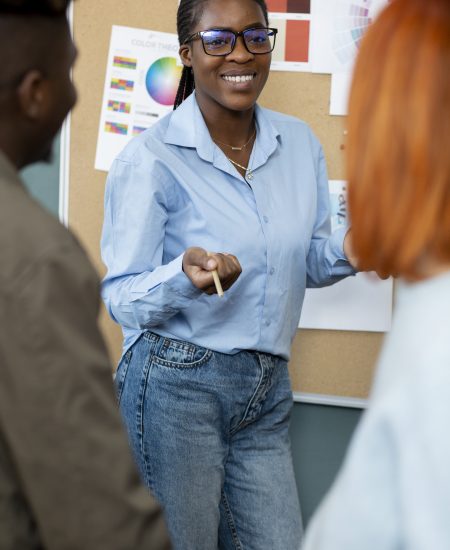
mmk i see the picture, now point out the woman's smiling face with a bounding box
[179,0,272,117]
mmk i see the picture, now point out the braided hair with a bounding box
[174,0,269,109]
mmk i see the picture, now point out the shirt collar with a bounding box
[163,92,281,170]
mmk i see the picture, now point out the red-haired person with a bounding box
[303,0,450,548]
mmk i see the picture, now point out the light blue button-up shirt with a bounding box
[101,92,354,360]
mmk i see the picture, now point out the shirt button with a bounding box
[265,320,271,326]
[247,172,254,181]
[263,215,269,223]
[270,267,275,275]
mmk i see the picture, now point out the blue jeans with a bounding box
[116,331,302,550]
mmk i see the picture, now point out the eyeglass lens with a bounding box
[201,28,275,55]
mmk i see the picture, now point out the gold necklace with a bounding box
[226,156,249,172]
[213,128,256,151]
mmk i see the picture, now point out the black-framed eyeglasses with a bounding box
[184,27,278,56]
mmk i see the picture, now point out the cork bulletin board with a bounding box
[68,0,383,400]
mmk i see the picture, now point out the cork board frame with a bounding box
[68,0,383,400]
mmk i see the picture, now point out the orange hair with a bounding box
[347,0,450,280]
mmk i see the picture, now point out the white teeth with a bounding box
[222,74,255,83]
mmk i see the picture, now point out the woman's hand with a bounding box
[343,229,358,269]
[344,230,391,279]
[182,247,242,295]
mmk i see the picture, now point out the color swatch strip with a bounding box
[132,126,147,136]
[286,20,310,62]
[111,78,134,92]
[349,5,369,16]
[267,0,310,14]
[107,100,131,114]
[105,121,128,135]
[113,55,137,70]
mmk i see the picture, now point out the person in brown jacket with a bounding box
[0,1,172,548]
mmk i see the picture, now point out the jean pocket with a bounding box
[115,348,133,404]
[151,337,212,369]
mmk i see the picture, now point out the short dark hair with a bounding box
[0,0,70,16]
[174,0,269,109]
[0,0,72,93]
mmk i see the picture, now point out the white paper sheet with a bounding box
[94,26,181,172]
[329,70,352,115]
[299,180,393,332]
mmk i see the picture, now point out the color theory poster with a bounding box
[95,26,181,172]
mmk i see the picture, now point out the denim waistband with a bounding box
[141,331,284,367]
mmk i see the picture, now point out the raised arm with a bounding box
[306,143,356,288]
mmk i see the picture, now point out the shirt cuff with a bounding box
[330,226,348,259]
[163,254,203,299]
[329,227,357,274]
[129,254,202,300]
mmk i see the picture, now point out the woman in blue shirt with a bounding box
[101,0,354,548]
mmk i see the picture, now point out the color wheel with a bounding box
[332,0,388,66]
[145,57,182,106]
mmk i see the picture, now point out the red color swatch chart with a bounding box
[269,0,311,70]
[285,20,310,62]
[267,0,310,13]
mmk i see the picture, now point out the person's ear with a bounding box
[179,44,193,68]
[16,70,48,120]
